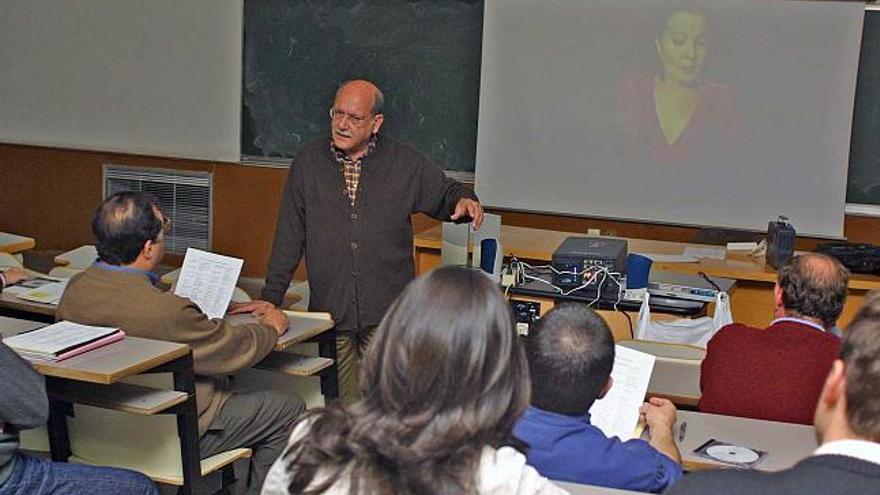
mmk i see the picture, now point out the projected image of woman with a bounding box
[617,7,738,165]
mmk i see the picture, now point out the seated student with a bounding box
[699,253,848,425]
[56,192,305,494]
[0,339,158,495]
[514,304,683,493]
[261,266,564,495]
[0,268,27,292]
[667,290,880,495]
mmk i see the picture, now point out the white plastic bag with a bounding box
[635,292,733,348]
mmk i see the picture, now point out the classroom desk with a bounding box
[414,225,880,328]
[0,232,36,254]
[0,315,203,490]
[674,410,817,472]
[554,481,647,494]
[0,288,57,320]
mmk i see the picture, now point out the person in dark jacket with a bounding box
[233,79,484,402]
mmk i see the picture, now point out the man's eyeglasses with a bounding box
[161,215,172,233]
[329,108,373,127]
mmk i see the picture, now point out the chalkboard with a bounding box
[849,9,880,205]
[241,0,483,172]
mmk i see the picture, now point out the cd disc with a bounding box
[706,445,760,464]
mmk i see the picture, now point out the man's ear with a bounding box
[371,113,384,134]
[774,282,784,311]
[820,359,846,409]
[142,239,157,260]
[597,377,614,400]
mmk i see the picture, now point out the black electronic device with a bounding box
[767,217,796,269]
[510,299,542,336]
[551,237,628,288]
[815,242,880,275]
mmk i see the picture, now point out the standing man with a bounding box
[237,80,483,401]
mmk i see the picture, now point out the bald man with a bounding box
[699,253,850,424]
[235,80,483,401]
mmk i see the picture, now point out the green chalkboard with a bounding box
[242,0,483,172]
[849,9,880,205]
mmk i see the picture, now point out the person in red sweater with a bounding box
[699,253,849,424]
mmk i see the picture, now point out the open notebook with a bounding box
[5,321,123,362]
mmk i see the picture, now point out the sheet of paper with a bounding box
[682,246,727,260]
[16,279,69,305]
[638,253,699,263]
[5,321,119,355]
[589,345,656,441]
[174,248,243,320]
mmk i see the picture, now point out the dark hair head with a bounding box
[526,304,615,415]
[285,266,529,494]
[92,191,163,265]
[656,3,710,39]
[840,291,880,441]
[777,253,850,329]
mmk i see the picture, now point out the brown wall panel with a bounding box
[3,143,879,280]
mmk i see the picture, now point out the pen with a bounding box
[678,421,687,442]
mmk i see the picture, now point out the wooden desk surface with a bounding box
[415,224,880,327]
[0,232,36,254]
[226,311,334,351]
[0,289,58,317]
[414,224,880,291]
[675,410,816,472]
[30,336,189,385]
[0,315,47,337]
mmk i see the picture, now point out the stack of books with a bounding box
[5,321,124,362]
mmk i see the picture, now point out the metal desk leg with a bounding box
[46,377,72,462]
[318,328,339,399]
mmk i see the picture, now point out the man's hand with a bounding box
[256,307,289,336]
[640,397,682,463]
[2,267,27,286]
[640,397,677,431]
[451,198,484,230]
[228,299,276,315]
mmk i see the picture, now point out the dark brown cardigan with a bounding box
[261,136,477,331]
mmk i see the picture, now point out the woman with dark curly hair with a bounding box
[261,266,564,494]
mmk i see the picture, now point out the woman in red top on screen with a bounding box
[617,7,738,165]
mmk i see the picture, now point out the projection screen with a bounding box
[475,0,864,237]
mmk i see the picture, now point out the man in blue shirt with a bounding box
[514,304,683,493]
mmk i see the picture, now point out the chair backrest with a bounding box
[0,252,24,269]
[618,339,704,404]
[54,245,98,269]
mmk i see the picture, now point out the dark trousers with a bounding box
[199,383,306,494]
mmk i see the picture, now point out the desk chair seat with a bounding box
[53,245,98,269]
[618,339,705,407]
[48,266,85,279]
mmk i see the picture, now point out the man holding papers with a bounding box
[0,339,159,494]
[57,192,305,494]
[514,304,683,493]
[667,291,880,495]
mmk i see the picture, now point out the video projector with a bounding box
[551,237,628,301]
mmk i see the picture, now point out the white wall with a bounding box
[0,0,242,162]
